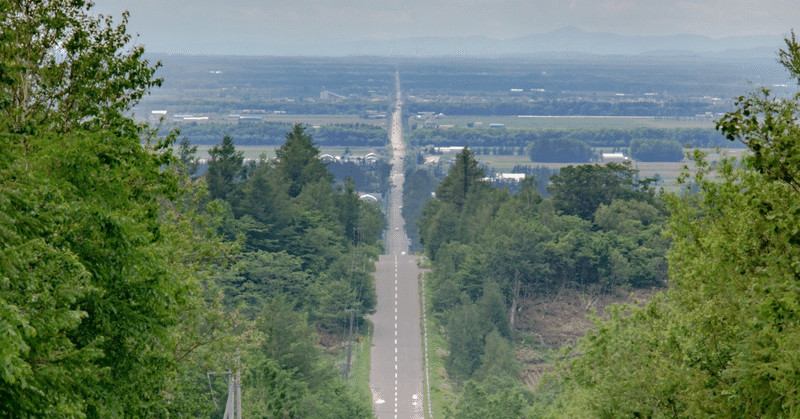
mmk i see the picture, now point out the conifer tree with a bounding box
[275,123,333,198]
[435,147,485,211]
[206,135,244,201]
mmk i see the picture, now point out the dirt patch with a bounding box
[514,284,663,389]
[516,284,662,347]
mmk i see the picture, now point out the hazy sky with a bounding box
[93,0,797,54]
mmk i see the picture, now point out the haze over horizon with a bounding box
[94,0,797,56]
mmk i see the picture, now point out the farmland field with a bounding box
[429,115,716,130]
[253,114,388,127]
[469,146,746,191]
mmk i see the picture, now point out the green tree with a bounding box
[547,162,655,220]
[472,328,520,384]
[206,135,244,201]
[446,296,486,382]
[0,2,242,417]
[629,138,684,162]
[0,0,161,135]
[527,137,594,163]
[435,147,486,211]
[547,32,800,418]
[275,123,333,198]
[177,136,200,177]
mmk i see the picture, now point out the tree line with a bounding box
[1,2,379,417]
[409,147,671,416]
[407,126,734,149]
[173,121,388,146]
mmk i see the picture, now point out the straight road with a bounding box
[369,71,426,419]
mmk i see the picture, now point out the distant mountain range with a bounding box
[169,26,787,59]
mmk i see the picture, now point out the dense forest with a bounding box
[406,34,800,418]
[0,2,382,418]
[405,147,669,416]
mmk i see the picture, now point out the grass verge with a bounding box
[420,270,457,419]
[348,319,374,403]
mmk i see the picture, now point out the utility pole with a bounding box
[209,356,241,419]
[221,356,242,419]
[342,308,359,380]
[353,226,364,247]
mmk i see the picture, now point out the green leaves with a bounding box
[543,32,800,418]
[0,0,162,134]
[548,162,657,221]
[275,123,334,198]
[435,146,486,212]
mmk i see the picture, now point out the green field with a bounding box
[432,115,716,130]
[469,146,746,191]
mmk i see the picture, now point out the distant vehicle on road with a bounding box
[395,227,399,231]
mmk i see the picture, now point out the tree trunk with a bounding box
[509,271,521,332]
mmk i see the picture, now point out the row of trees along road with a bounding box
[413,33,800,418]
[1,1,380,418]
[415,145,670,416]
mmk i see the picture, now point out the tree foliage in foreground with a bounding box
[0,1,243,417]
[0,2,377,418]
[541,32,800,418]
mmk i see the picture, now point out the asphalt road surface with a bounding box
[368,71,426,419]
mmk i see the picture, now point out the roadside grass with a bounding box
[347,319,374,407]
[420,270,457,419]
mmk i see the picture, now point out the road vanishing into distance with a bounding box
[368,71,427,419]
